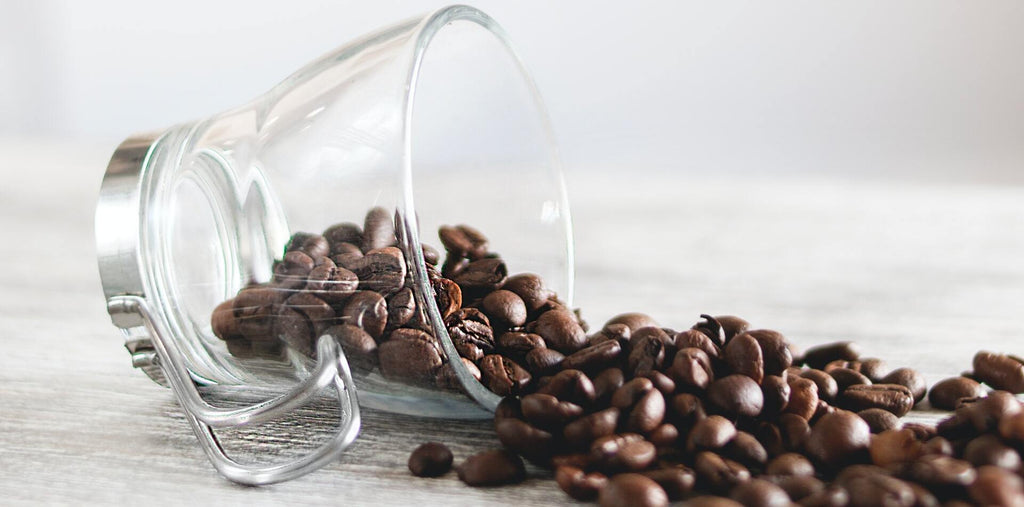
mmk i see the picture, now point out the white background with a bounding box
[2,1,1023,181]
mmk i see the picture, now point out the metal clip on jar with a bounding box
[94,5,573,486]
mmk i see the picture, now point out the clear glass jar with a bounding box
[96,5,573,484]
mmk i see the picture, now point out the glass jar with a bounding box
[95,5,573,485]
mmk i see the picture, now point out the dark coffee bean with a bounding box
[879,368,927,403]
[761,375,791,418]
[858,357,889,383]
[841,384,914,417]
[384,287,415,329]
[778,413,812,452]
[773,475,824,502]
[605,313,660,333]
[798,485,849,507]
[408,442,453,477]
[284,292,335,336]
[329,242,363,268]
[784,378,820,421]
[435,357,482,390]
[902,422,937,441]
[684,496,743,507]
[724,333,764,384]
[458,449,525,487]
[431,277,462,319]
[803,341,861,370]
[211,299,242,340]
[452,257,507,299]
[745,329,793,376]
[690,314,727,347]
[628,326,673,349]
[497,331,545,360]
[766,452,815,476]
[599,473,669,507]
[537,369,596,406]
[563,340,622,373]
[564,408,620,448]
[967,391,1022,432]
[829,367,872,392]
[639,466,696,500]
[272,250,315,290]
[714,315,751,343]
[921,436,953,457]
[964,434,1022,470]
[707,374,764,419]
[501,273,553,312]
[233,286,286,341]
[479,290,527,328]
[591,435,657,472]
[755,422,785,458]
[800,369,840,403]
[675,329,721,360]
[446,308,494,362]
[724,431,768,468]
[420,243,440,265]
[810,399,837,424]
[904,454,976,490]
[730,478,791,507]
[524,347,564,376]
[378,328,442,384]
[339,291,387,339]
[325,324,377,370]
[556,465,607,501]
[612,378,655,410]
[968,465,1024,506]
[694,451,751,494]
[843,474,915,507]
[905,482,939,507]
[999,412,1024,442]
[479,354,531,396]
[857,408,900,433]
[648,423,680,447]
[520,393,583,428]
[494,417,555,463]
[671,393,707,426]
[974,351,1024,394]
[669,347,714,392]
[588,323,631,347]
[360,207,395,252]
[438,224,488,260]
[628,333,668,376]
[687,415,737,452]
[273,306,315,355]
[627,389,667,434]
[284,232,329,259]
[348,247,406,295]
[869,429,922,467]
[550,453,596,471]
[323,222,363,251]
[805,411,871,469]
[305,260,359,304]
[928,376,987,411]
[535,309,587,354]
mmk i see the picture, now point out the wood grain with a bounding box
[1,141,1022,504]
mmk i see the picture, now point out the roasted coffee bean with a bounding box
[640,371,676,397]
[684,496,743,507]
[687,415,737,452]
[843,473,915,507]
[691,314,727,347]
[524,347,564,376]
[599,473,669,507]
[435,357,482,390]
[755,422,785,458]
[605,313,660,333]
[458,449,526,487]
[829,367,872,392]
[480,290,527,328]
[904,454,976,491]
[669,347,714,392]
[451,257,507,299]
[724,333,764,384]
[520,393,584,428]
[306,260,359,304]
[329,242,363,268]
[869,429,922,467]
[564,408,620,448]
[773,475,824,502]
[420,244,440,265]
[501,273,553,312]
[550,453,596,471]
[745,329,793,376]
[284,292,335,336]
[628,325,673,349]
[273,250,315,289]
[628,333,668,376]
[361,206,395,252]
[639,466,696,500]
[563,340,622,373]
[284,232,329,259]
[714,315,751,343]
[556,465,607,501]
[967,391,1022,432]
[211,299,242,341]
[802,341,861,370]
[964,434,1022,470]
[857,408,900,433]
[973,351,1024,393]
[494,417,555,463]
[408,442,453,477]
[841,384,914,417]
[694,451,751,494]
[494,396,522,422]
[858,358,889,383]
[325,324,377,369]
[378,328,442,384]
[675,329,721,360]
[497,331,545,360]
[384,287,416,329]
[611,378,656,410]
[730,478,791,507]
[323,222,363,251]
[800,369,839,403]
[340,291,387,339]
[799,485,849,507]
[589,323,631,347]
[537,369,597,406]
[999,412,1024,442]
[446,308,494,362]
[233,286,285,341]
[479,354,531,397]
[648,423,680,447]
[810,399,837,424]
[535,308,588,354]
[805,411,871,469]
[920,436,954,457]
[707,374,764,419]
[671,393,707,426]
[928,376,987,411]
[347,247,405,295]
[879,368,927,403]
[766,453,815,477]
[431,277,462,319]
[438,224,489,261]
[761,375,791,418]
[274,306,315,355]
[778,413,812,452]
[591,435,656,472]
[968,465,1024,506]
[784,378,820,421]
[724,431,768,468]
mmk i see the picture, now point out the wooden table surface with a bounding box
[2,140,1022,505]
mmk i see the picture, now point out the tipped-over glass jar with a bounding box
[95,5,574,485]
